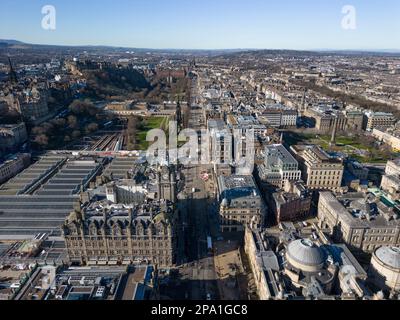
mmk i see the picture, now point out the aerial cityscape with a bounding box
[0,0,399,310]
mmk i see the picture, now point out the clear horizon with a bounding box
[0,0,399,51]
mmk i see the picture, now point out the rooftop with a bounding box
[375,246,400,270]
[218,175,263,208]
[320,191,400,228]
[263,144,299,166]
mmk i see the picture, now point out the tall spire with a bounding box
[302,89,307,113]
[8,57,18,84]
[330,116,338,148]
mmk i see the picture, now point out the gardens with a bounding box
[284,131,399,164]
[127,116,169,151]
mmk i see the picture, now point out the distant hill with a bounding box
[1,39,399,56]
[0,39,26,45]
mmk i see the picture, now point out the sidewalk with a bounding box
[213,240,244,300]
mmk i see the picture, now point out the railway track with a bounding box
[89,133,125,152]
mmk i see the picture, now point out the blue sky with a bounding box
[0,0,399,50]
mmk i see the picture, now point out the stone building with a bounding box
[105,164,177,204]
[244,227,287,300]
[364,112,396,131]
[257,144,302,189]
[257,104,298,128]
[244,226,369,300]
[270,181,312,223]
[318,191,400,253]
[284,239,337,294]
[62,200,178,267]
[369,246,400,293]
[305,108,347,133]
[345,110,365,131]
[372,128,400,152]
[0,153,31,184]
[305,106,364,133]
[18,87,49,123]
[385,159,400,176]
[217,175,266,232]
[0,123,28,152]
[156,165,177,203]
[381,159,400,196]
[291,145,344,192]
[105,181,149,204]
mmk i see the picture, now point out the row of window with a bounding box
[68,239,171,248]
[71,249,172,256]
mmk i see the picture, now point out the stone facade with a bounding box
[270,181,312,223]
[217,175,266,232]
[62,200,177,267]
[291,145,344,192]
[318,192,400,253]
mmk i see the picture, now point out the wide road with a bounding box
[177,75,220,300]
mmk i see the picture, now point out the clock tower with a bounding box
[156,165,177,203]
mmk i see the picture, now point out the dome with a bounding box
[286,239,326,272]
[375,247,400,270]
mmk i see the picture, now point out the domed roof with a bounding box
[287,239,326,268]
[375,246,400,269]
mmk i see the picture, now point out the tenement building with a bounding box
[62,199,178,267]
[217,175,266,232]
[0,153,31,184]
[380,159,400,195]
[17,87,50,123]
[244,227,287,300]
[256,104,298,128]
[385,158,400,176]
[318,191,400,253]
[364,112,396,131]
[372,128,400,152]
[0,123,28,152]
[291,145,344,192]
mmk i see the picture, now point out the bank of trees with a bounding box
[31,99,103,150]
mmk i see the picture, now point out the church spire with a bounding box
[8,57,18,84]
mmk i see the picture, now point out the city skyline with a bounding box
[1,0,400,51]
[1,0,400,307]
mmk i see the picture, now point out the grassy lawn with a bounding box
[136,116,169,150]
[284,131,397,164]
